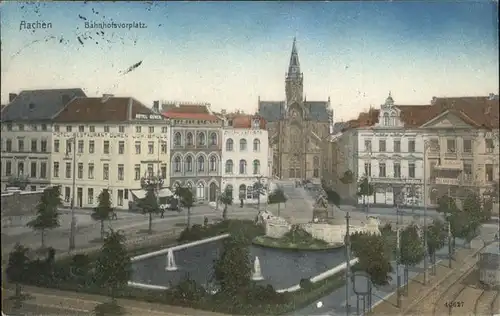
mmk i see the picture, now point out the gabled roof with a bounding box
[304,101,330,122]
[1,88,86,122]
[53,96,158,123]
[258,101,286,122]
[230,114,267,129]
[162,104,219,121]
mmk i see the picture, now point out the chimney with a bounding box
[127,98,133,120]
[9,93,17,102]
[431,97,437,105]
[221,109,227,115]
[101,94,114,103]
[61,94,71,105]
[488,93,498,100]
[153,101,159,113]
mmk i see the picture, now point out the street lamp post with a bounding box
[69,134,77,251]
[395,192,402,308]
[422,140,429,285]
[345,211,351,316]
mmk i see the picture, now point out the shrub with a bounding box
[299,278,313,290]
[171,274,207,302]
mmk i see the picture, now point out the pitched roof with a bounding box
[304,101,330,121]
[162,104,219,121]
[230,114,267,129]
[1,88,86,122]
[53,96,158,123]
[258,101,286,122]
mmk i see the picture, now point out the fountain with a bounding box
[165,248,178,271]
[251,256,264,281]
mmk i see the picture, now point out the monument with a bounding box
[165,249,178,271]
[251,256,264,281]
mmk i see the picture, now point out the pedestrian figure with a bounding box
[204,216,209,227]
[239,192,245,208]
[160,208,165,218]
[111,211,118,220]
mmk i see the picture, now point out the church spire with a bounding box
[287,37,301,79]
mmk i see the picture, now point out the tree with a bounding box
[137,188,160,234]
[213,232,251,294]
[426,219,447,275]
[6,243,30,298]
[26,186,61,248]
[6,174,29,190]
[177,187,195,228]
[252,178,266,211]
[399,224,425,294]
[350,232,393,286]
[357,177,374,210]
[436,195,459,215]
[218,187,233,220]
[92,189,113,240]
[94,229,132,302]
[267,187,287,217]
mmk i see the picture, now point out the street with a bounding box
[1,204,259,258]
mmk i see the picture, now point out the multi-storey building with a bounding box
[51,94,169,209]
[329,93,499,208]
[221,114,269,204]
[421,95,499,206]
[162,102,223,202]
[0,89,86,191]
[354,94,426,206]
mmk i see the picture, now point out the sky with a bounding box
[1,1,498,121]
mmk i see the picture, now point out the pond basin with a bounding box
[131,239,346,290]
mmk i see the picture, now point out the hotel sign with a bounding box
[135,114,164,120]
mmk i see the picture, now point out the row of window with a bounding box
[223,184,259,199]
[364,139,416,153]
[54,139,167,155]
[225,138,260,152]
[172,155,219,173]
[364,138,496,154]
[173,132,218,147]
[53,162,168,181]
[288,168,320,178]
[3,161,48,178]
[364,162,417,179]
[3,123,168,134]
[3,139,48,153]
[223,159,261,175]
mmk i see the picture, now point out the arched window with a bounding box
[174,132,182,146]
[197,182,205,200]
[253,139,260,152]
[225,160,233,174]
[247,185,253,199]
[185,156,193,172]
[383,112,390,126]
[313,156,319,178]
[174,156,181,172]
[186,182,193,190]
[239,159,247,174]
[253,160,260,175]
[226,139,234,151]
[197,155,205,171]
[209,155,217,172]
[187,132,194,146]
[391,112,397,126]
[240,139,247,151]
[197,132,206,146]
[210,133,217,145]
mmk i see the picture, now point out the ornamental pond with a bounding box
[130,238,346,291]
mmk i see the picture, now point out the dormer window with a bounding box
[383,113,390,126]
[252,118,260,129]
[28,103,35,110]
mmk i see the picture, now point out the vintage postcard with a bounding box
[1,1,499,316]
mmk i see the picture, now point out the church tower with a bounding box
[285,38,304,106]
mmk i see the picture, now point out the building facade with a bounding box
[421,96,499,206]
[258,38,332,180]
[51,95,169,209]
[221,114,269,204]
[163,103,223,202]
[0,89,86,192]
[356,94,425,207]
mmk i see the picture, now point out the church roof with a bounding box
[258,101,286,122]
[305,101,330,121]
